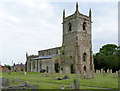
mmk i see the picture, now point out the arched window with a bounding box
[68,23,72,31]
[83,53,87,62]
[83,22,86,30]
[83,66,87,71]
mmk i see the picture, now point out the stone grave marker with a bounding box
[1,77,10,87]
[52,70,55,78]
[110,69,112,74]
[107,69,109,73]
[83,72,86,79]
[98,70,100,74]
[119,70,120,78]
[101,69,103,74]
[116,71,118,76]
[24,71,26,75]
[8,70,11,75]
[87,70,91,79]
[103,71,105,77]
[74,79,79,89]
[42,73,44,77]
[96,70,98,74]
[46,73,49,77]
[76,71,79,78]
[113,73,117,78]
[59,71,62,78]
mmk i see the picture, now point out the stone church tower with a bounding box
[61,3,94,78]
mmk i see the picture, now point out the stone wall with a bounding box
[38,47,61,56]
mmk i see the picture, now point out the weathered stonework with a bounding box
[26,3,94,78]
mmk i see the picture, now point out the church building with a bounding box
[26,3,94,78]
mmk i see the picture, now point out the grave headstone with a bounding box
[74,79,79,89]
[118,70,120,78]
[59,71,62,78]
[76,71,79,78]
[1,78,10,87]
[87,70,91,79]
[103,71,105,77]
[69,83,74,88]
[8,70,11,75]
[113,73,117,78]
[107,69,109,73]
[81,71,84,79]
[116,71,118,76]
[42,73,44,77]
[83,72,86,79]
[101,69,103,74]
[98,70,100,74]
[110,69,112,74]
[24,71,26,75]
[52,70,55,78]
[96,70,98,74]
[46,73,49,77]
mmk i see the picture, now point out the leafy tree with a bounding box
[4,65,11,70]
[94,44,119,72]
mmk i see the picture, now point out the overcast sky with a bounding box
[0,1,118,65]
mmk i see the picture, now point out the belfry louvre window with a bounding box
[68,23,72,31]
[83,22,86,30]
[83,53,87,62]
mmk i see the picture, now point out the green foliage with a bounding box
[94,44,120,72]
[4,64,11,70]
[21,67,24,71]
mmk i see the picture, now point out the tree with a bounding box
[4,65,11,70]
[94,44,119,72]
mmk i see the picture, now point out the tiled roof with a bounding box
[32,54,57,60]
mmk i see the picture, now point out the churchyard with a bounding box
[1,71,119,90]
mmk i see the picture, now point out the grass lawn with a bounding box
[2,72,118,89]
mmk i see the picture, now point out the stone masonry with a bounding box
[26,2,94,78]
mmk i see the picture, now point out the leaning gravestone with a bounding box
[74,79,79,89]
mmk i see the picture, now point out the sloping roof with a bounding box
[32,54,57,60]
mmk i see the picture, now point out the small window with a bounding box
[83,53,87,62]
[68,23,72,31]
[83,22,86,30]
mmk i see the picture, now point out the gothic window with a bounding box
[83,53,87,62]
[83,22,86,30]
[68,22,72,31]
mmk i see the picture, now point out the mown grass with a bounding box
[2,72,118,89]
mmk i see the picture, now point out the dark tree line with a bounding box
[93,44,120,72]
